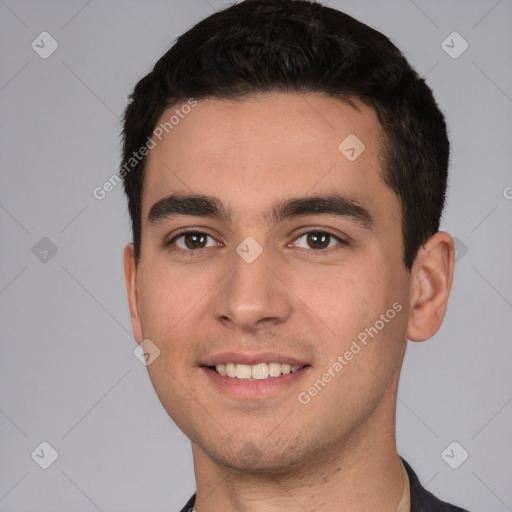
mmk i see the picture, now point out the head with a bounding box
[122,0,454,474]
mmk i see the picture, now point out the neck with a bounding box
[190,378,406,512]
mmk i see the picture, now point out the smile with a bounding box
[213,362,305,380]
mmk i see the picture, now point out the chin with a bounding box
[202,436,309,475]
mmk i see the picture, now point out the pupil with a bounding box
[185,233,206,249]
[308,232,329,249]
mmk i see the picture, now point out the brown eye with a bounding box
[172,232,218,250]
[306,232,330,249]
[293,231,345,250]
[185,233,207,249]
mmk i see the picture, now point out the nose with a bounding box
[212,245,293,332]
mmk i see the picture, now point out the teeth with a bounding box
[268,362,281,377]
[236,364,252,379]
[251,363,269,379]
[214,362,305,379]
[226,363,236,378]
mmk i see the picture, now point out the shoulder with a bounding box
[178,493,196,512]
[401,457,471,512]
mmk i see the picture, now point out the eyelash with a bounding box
[164,229,348,255]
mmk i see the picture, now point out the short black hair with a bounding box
[121,0,449,269]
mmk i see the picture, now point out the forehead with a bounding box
[142,93,396,225]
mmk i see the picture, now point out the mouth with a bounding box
[200,352,311,399]
[207,362,309,380]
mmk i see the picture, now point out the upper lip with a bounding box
[202,352,309,366]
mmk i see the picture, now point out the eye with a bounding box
[169,231,220,251]
[292,230,346,250]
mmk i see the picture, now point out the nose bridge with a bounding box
[213,242,292,330]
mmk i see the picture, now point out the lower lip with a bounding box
[201,366,310,400]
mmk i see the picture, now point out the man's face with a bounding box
[126,94,413,472]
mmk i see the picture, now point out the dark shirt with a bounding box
[178,457,470,512]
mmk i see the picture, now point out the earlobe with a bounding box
[123,243,144,343]
[406,232,455,342]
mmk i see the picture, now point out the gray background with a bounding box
[1,0,511,510]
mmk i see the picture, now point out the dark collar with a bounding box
[400,457,470,512]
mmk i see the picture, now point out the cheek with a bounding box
[296,260,406,367]
[136,263,216,382]
[295,265,385,338]
[137,264,203,338]
[138,268,205,431]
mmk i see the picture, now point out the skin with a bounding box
[124,93,455,512]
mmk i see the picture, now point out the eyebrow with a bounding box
[147,193,374,230]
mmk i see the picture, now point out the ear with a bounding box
[124,243,144,343]
[407,231,455,342]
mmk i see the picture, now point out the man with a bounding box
[121,1,470,510]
